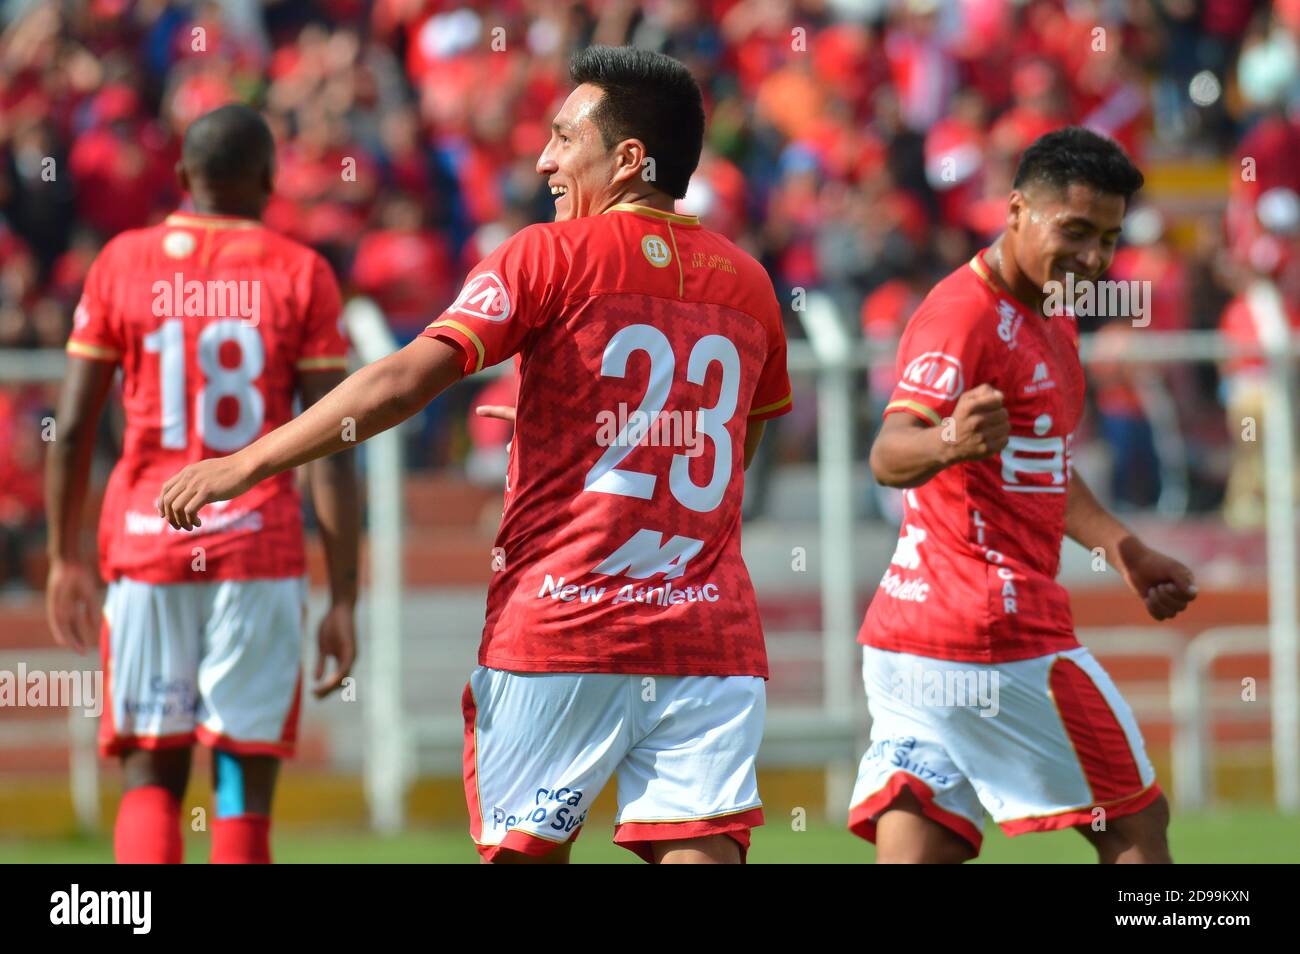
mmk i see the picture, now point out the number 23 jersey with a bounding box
[422,204,792,677]
[861,251,1087,663]
[66,212,349,584]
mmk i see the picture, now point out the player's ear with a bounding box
[610,138,646,188]
[176,161,189,197]
[1007,190,1025,233]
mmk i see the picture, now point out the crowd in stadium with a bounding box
[2,0,1300,587]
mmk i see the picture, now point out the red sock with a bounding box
[211,815,272,864]
[114,785,183,864]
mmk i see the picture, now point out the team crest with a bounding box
[162,230,196,259]
[450,271,512,322]
[641,234,672,268]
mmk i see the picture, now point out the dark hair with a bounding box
[569,45,704,200]
[181,104,275,185]
[1012,126,1144,204]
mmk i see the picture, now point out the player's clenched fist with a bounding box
[941,384,1010,463]
[158,455,257,531]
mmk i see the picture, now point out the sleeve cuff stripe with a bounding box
[66,341,120,361]
[884,400,943,426]
[426,319,485,374]
[749,394,792,417]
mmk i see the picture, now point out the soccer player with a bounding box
[851,127,1196,864]
[158,47,792,864]
[45,105,359,864]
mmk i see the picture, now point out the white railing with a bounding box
[341,298,409,833]
[3,286,1298,826]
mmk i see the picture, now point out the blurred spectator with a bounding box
[1218,186,1300,528]
[350,192,454,339]
[0,0,1293,541]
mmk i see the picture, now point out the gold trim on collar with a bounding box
[165,213,261,230]
[603,202,700,225]
[968,253,1000,294]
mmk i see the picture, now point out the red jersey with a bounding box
[421,203,792,677]
[861,252,1086,663]
[67,212,349,584]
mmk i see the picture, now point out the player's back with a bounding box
[68,212,348,584]
[423,204,792,677]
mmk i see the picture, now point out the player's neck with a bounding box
[186,190,264,222]
[601,189,676,215]
[987,236,1047,315]
[188,204,262,221]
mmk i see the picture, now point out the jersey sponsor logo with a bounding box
[890,524,927,570]
[879,568,930,602]
[536,572,721,607]
[1023,361,1056,395]
[972,509,1020,614]
[124,500,262,536]
[898,351,963,401]
[641,234,672,268]
[996,300,1023,349]
[592,529,702,580]
[1000,431,1071,493]
[450,271,511,322]
[490,786,589,835]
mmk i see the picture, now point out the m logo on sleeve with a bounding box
[450,272,512,322]
[898,351,964,401]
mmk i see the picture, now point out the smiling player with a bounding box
[852,127,1197,864]
[157,47,792,864]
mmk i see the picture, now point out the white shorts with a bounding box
[849,645,1160,855]
[99,576,305,757]
[462,667,766,862]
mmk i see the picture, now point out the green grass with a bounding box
[3,809,1297,863]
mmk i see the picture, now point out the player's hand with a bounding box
[46,559,99,654]
[474,405,516,423]
[942,384,1010,463]
[1120,543,1198,621]
[158,453,257,531]
[313,602,357,699]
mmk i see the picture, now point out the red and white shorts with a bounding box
[99,576,305,757]
[849,645,1161,856]
[462,667,766,863]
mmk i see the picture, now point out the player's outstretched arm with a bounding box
[45,356,117,653]
[1065,468,1197,621]
[869,384,1009,488]
[300,369,361,698]
[160,336,465,531]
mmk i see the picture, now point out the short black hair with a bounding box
[569,45,704,200]
[1013,126,1144,204]
[181,104,275,185]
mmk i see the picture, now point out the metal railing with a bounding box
[3,286,1298,828]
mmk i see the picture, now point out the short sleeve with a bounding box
[295,254,349,373]
[883,298,990,426]
[66,249,122,363]
[749,287,793,420]
[420,224,565,375]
